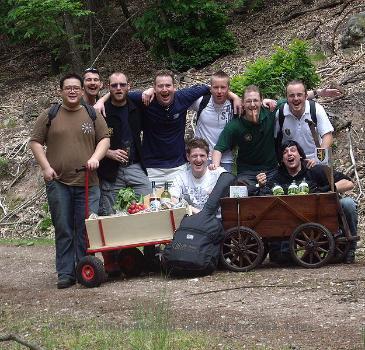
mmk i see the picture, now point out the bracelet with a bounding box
[313,89,319,99]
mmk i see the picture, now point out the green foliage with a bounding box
[1,0,90,65]
[134,1,236,71]
[233,0,265,12]
[40,203,52,232]
[230,39,320,98]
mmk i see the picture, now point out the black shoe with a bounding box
[57,278,76,289]
[344,250,355,264]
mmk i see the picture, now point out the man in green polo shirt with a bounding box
[211,85,277,186]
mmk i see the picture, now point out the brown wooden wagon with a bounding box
[219,192,358,271]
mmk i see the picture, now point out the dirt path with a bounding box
[1,245,364,349]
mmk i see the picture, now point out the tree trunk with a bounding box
[63,12,83,73]
[119,0,149,51]
[87,0,94,64]
[156,0,175,57]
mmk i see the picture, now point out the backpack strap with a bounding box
[47,103,97,128]
[309,99,317,125]
[275,104,285,159]
[47,103,61,127]
[83,103,97,128]
[196,93,211,122]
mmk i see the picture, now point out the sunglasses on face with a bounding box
[84,67,99,74]
[110,82,128,89]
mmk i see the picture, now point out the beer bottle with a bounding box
[288,180,299,195]
[272,183,284,196]
[298,178,309,194]
[149,181,161,212]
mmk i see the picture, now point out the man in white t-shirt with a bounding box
[170,138,226,214]
[275,80,334,159]
[191,71,234,172]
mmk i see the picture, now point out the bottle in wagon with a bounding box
[272,183,284,196]
[149,181,161,212]
[160,181,171,209]
[288,180,299,195]
[298,177,309,195]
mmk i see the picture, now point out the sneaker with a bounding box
[57,278,76,289]
[344,250,355,264]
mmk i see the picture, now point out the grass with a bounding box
[0,303,236,350]
[0,237,54,246]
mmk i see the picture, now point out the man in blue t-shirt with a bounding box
[96,70,241,186]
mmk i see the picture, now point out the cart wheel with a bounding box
[76,256,105,288]
[258,240,270,265]
[119,248,145,277]
[290,223,334,268]
[220,226,264,272]
[331,236,351,264]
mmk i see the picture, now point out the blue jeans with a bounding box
[46,180,100,280]
[340,197,358,251]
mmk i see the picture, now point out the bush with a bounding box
[134,1,236,71]
[230,39,320,98]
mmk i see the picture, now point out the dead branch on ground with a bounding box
[274,0,344,25]
[0,334,44,350]
[0,188,45,223]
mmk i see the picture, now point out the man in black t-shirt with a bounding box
[258,140,358,264]
[98,72,151,215]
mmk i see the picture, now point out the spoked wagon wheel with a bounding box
[119,248,145,277]
[289,223,334,268]
[331,235,351,264]
[76,256,106,288]
[220,226,264,272]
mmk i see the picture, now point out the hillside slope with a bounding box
[0,0,364,240]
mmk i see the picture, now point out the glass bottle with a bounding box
[160,182,171,207]
[272,183,284,196]
[298,178,309,194]
[149,181,161,212]
[288,180,299,195]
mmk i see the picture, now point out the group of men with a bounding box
[29,67,358,289]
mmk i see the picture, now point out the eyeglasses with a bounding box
[63,86,82,92]
[84,67,99,74]
[110,82,128,89]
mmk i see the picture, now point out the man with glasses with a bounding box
[83,67,103,106]
[98,72,151,216]
[29,73,110,289]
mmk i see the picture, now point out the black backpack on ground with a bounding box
[47,102,97,128]
[162,172,236,277]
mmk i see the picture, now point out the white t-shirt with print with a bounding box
[191,96,234,163]
[275,100,334,159]
[170,166,227,210]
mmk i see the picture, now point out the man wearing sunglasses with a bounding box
[97,72,151,216]
[95,70,242,186]
[83,67,103,106]
[29,73,110,289]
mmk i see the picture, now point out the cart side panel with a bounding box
[85,208,187,250]
[220,193,339,238]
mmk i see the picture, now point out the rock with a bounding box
[341,12,365,49]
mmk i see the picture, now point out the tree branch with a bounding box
[0,334,44,350]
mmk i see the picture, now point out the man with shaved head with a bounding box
[98,72,151,216]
